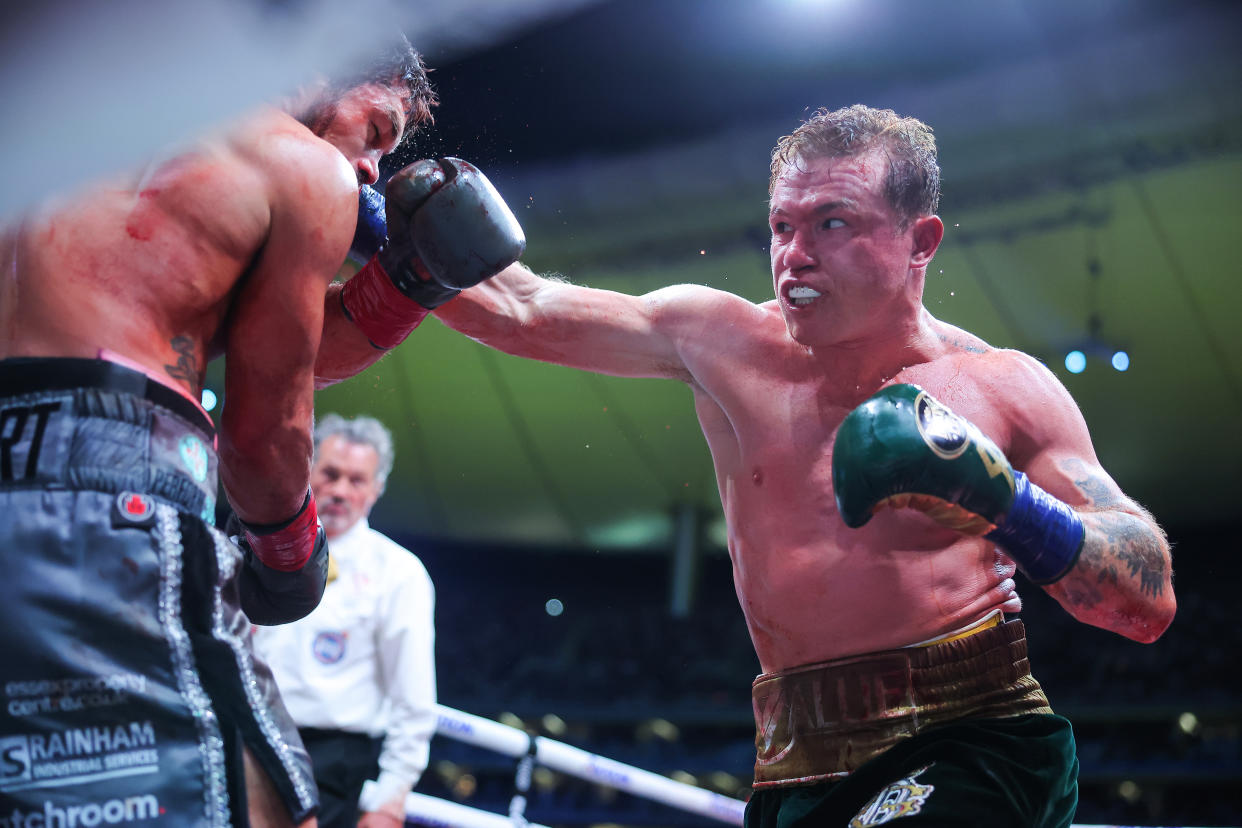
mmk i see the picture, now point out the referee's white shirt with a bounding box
[253,517,436,814]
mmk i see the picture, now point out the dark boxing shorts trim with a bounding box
[0,357,319,823]
[153,502,233,824]
[0,357,214,438]
[0,357,217,520]
[185,514,319,820]
[0,490,318,825]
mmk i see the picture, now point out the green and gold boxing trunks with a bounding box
[745,618,1077,826]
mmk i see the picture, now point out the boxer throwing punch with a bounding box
[0,36,522,828]
[433,105,1175,826]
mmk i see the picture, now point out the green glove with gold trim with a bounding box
[832,383,1084,584]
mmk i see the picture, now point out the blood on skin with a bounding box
[125,189,163,242]
[126,223,153,242]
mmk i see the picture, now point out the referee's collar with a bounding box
[329,516,371,555]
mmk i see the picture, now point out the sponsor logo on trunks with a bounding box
[312,632,348,664]
[5,674,147,719]
[113,493,155,527]
[0,722,158,793]
[914,393,969,460]
[0,401,62,482]
[0,794,161,827]
[849,763,935,826]
[177,435,208,483]
[200,493,216,524]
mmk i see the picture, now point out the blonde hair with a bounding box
[770,105,940,228]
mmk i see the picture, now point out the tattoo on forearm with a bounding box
[1085,511,1167,599]
[165,336,201,393]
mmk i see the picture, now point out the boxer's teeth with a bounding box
[788,286,821,306]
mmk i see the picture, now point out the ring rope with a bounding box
[419,704,745,824]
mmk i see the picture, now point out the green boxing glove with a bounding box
[832,384,1084,584]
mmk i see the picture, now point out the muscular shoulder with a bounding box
[645,282,756,313]
[227,110,357,218]
[966,347,1091,465]
[646,285,780,379]
[926,319,1058,404]
[972,347,1070,405]
[645,283,775,341]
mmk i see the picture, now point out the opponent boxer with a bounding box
[433,105,1175,825]
[0,36,522,828]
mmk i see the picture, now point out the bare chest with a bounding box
[693,357,1019,670]
[695,356,1012,527]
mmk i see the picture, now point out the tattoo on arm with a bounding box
[165,335,202,394]
[1085,510,1167,599]
[1055,457,1170,609]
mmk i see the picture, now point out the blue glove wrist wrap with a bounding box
[985,471,1084,584]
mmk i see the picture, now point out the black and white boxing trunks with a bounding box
[0,357,318,826]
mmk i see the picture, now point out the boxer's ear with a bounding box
[910,215,943,268]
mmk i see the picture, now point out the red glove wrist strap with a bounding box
[340,257,431,349]
[244,492,320,572]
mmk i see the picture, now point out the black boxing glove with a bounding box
[341,158,526,348]
[235,490,330,625]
